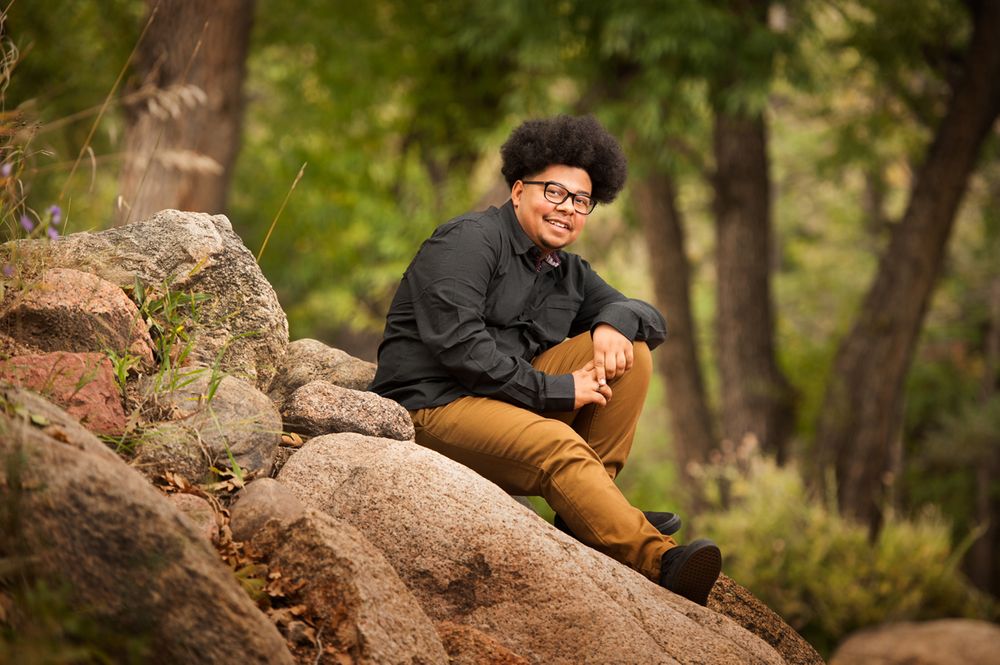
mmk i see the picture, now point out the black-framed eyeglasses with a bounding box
[522,180,597,215]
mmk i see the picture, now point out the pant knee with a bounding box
[633,341,652,376]
[538,435,602,480]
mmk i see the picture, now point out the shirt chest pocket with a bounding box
[483,265,532,325]
[529,294,582,344]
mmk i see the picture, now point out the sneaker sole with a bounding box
[647,513,681,536]
[555,512,682,537]
[666,540,721,606]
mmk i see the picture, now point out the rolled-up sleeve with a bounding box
[408,223,575,411]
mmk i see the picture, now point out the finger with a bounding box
[604,352,618,380]
[606,351,625,380]
[593,354,607,386]
[616,351,627,377]
[624,346,634,371]
[598,384,613,401]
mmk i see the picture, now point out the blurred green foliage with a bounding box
[695,446,997,656]
[3,0,142,231]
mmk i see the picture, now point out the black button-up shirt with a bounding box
[370,200,667,412]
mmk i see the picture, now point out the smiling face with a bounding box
[511,164,592,254]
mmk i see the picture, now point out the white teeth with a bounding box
[548,220,569,230]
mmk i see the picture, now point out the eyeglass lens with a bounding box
[544,183,593,214]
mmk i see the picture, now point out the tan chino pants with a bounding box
[409,332,674,581]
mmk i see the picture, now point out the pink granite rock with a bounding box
[229,478,307,542]
[831,619,1000,665]
[133,372,281,482]
[268,338,377,408]
[167,492,220,545]
[436,621,530,665]
[282,380,414,440]
[2,210,288,389]
[0,388,294,663]
[0,351,126,435]
[252,509,450,664]
[0,268,154,364]
[278,433,790,664]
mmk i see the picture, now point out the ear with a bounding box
[511,180,524,208]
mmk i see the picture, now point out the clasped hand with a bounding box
[572,324,634,409]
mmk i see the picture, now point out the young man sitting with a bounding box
[371,115,722,605]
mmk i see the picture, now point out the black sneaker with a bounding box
[640,511,682,535]
[659,539,722,606]
[553,510,682,537]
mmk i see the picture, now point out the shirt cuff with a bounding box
[592,303,639,341]
[544,373,576,412]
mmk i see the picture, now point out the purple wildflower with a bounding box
[1,163,11,178]
[48,204,62,225]
[19,215,34,232]
[47,226,59,240]
[2,264,14,278]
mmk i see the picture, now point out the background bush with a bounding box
[694,442,997,656]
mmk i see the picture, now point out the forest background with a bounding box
[4,0,999,656]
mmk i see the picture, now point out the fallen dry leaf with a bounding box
[42,425,70,443]
[268,607,294,626]
[280,432,304,447]
[160,470,193,492]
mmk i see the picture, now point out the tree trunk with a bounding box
[712,111,796,462]
[968,272,1000,595]
[814,1,1000,530]
[632,169,716,486]
[119,0,255,223]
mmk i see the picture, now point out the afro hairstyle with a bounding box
[500,115,628,204]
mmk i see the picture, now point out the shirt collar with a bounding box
[500,199,564,270]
